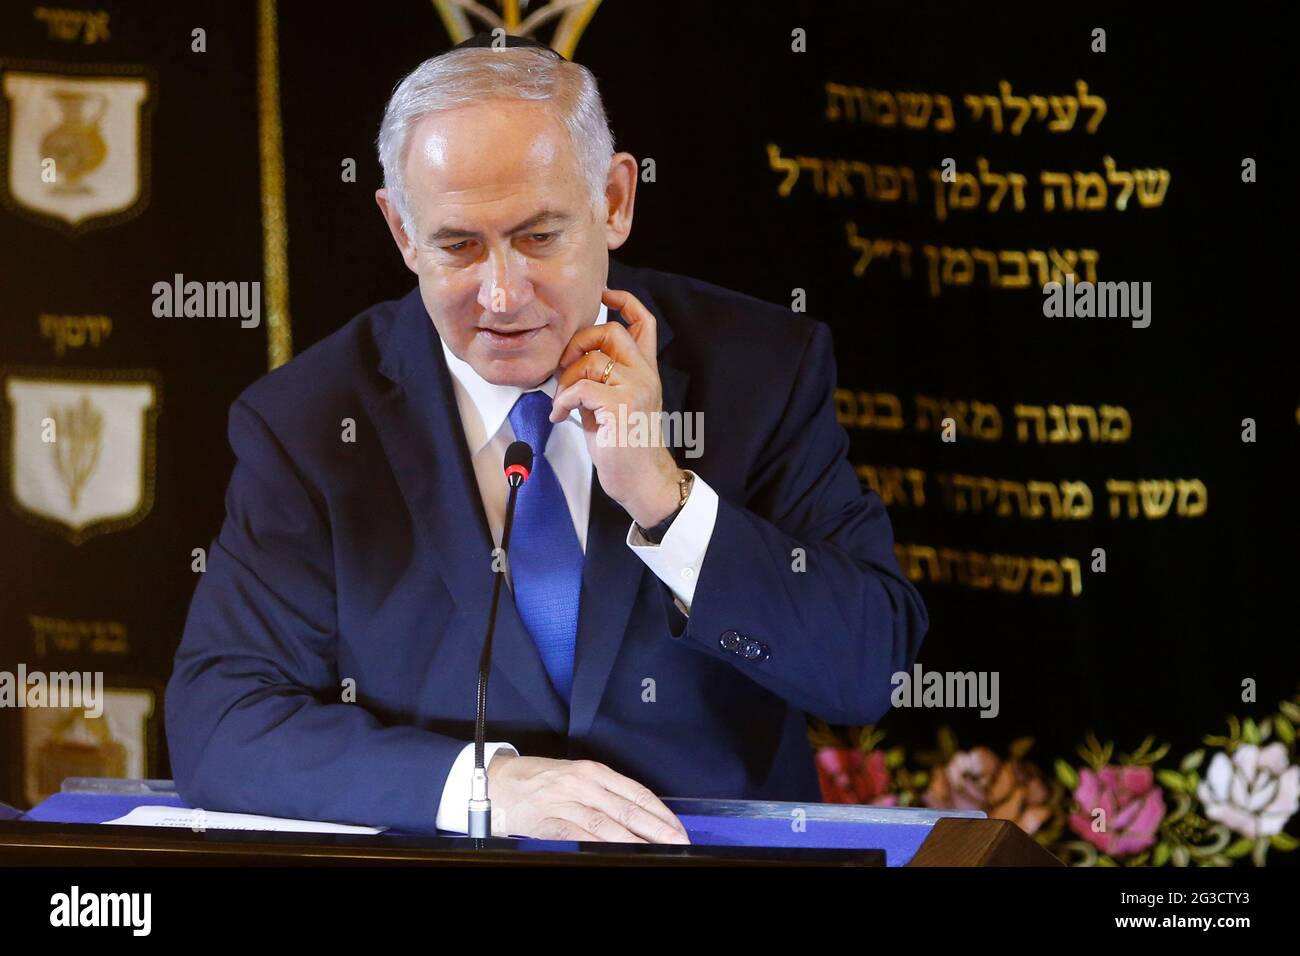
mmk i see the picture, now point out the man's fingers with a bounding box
[535,802,646,844]
[556,349,619,392]
[557,801,649,844]
[549,378,613,424]
[503,758,690,844]
[583,786,691,844]
[558,318,642,371]
[532,816,602,843]
[582,762,690,841]
[601,287,657,361]
[564,769,689,844]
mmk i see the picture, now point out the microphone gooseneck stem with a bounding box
[469,478,521,839]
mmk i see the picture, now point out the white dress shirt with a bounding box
[433,301,720,833]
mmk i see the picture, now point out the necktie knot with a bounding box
[508,390,555,455]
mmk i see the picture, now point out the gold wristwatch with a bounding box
[638,470,693,544]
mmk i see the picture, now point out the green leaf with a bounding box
[1079,733,1106,766]
[858,724,886,753]
[1275,716,1295,746]
[1009,736,1034,761]
[1270,832,1299,851]
[1179,749,1205,773]
[937,725,958,759]
[1252,838,1269,867]
[1145,741,1171,764]
[1279,700,1300,723]
[1242,718,1260,745]
[1055,759,1080,790]
[1224,837,1255,859]
[1152,842,1171,867]
[1156,769,1189,793]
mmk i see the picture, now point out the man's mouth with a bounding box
[477,326,544,350]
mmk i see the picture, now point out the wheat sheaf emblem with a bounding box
[49,394,103,510]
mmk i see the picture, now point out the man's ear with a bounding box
[602,152,637,251]
[375,189,420,274]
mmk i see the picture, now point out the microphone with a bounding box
[468,439,533,839]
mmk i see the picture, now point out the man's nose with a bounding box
[477,249,535,316]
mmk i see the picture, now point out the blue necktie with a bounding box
[506,390,584,704]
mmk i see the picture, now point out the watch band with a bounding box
[638,471,693,544]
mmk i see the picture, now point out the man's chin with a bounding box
[472,352,555,390]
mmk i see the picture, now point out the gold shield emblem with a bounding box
[0,62,152,234]
[22,686,156,806]
[3,370,160,544]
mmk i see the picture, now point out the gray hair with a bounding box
[376,46,616,239]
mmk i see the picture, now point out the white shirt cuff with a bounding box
[435,741,518,834]
[626,470,719,614]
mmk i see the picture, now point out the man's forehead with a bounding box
[410,102,567,170]
[405,108,587,234]
[408,113,577,199]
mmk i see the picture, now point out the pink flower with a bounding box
[816,747,897,806]
[1069,765,1166,857]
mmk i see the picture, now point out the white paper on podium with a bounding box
[104,805,386,834]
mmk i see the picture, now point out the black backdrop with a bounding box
[2,0,1295,830]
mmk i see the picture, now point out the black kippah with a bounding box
[451,32,565,59]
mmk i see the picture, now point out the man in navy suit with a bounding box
[165,38,927,842]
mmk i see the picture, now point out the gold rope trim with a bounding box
[257,0,292,369]
[552,0,601,60]
[430,0,603,58]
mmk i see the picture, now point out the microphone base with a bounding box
[467,800,491,839]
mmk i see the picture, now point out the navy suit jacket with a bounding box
[165,256,928,833]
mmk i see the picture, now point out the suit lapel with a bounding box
[369,260,692,744]
[567,258,691,740]
[367,288,569,736]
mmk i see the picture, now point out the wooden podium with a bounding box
[906,817,1061,866]
[0,779,1062,867]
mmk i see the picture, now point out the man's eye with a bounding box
[443,241,471,253]
[528,232,556,244]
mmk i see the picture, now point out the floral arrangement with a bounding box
[810,689,1300,866]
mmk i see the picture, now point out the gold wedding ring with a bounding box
[599,358,616,384]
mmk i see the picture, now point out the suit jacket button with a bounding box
[742,641,769,662]
[719,630,741,652]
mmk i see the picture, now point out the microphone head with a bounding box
[504,440,533,486]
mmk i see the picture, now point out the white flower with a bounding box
[1197,742,1300,839]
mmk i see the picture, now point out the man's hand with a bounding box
[486,751,691,843]
[550,287,682,528]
